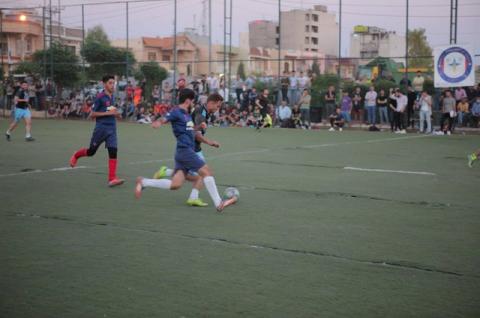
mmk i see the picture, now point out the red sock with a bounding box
[74,148,88,159]
[108,159,117,181]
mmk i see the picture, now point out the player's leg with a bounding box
[5,109,22,141]
[24,113,34,141]
[153,166,174,179]
[185,174,208,207]
[105,129,124,187]
[135,169,186,199]
[69,127,105,167]
[198,164,237,212]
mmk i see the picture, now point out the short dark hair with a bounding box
[102,75,114,83]
[21,80,28,84]
[178,88,195,104]
[207,93,224,103]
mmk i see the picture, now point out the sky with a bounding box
[3,0,480,63]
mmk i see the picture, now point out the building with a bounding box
[112,36,199,77]
[281,5,339,56]
[0,9,84,75]
[249,20,278,49]
[247,5,339,57]
[349,25,406,63]
[0,9,44,74]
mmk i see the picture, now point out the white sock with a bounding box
[189,188,199,200]
[165,168,173,177]
[203,176,222,208]
[141,178,171,189]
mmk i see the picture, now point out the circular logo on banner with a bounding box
[437,46,473,83]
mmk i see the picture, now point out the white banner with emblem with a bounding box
[434,44,475,88]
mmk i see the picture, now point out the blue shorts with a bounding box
[174,148,206,175]
[90,125,117,149]
[14,108,31,122]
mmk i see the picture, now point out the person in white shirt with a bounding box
[288,70,299,105]
[207,72,219,93]
[298,71,310,91]
[364,86,378,125]
[276,100,292,128]
[417,90,432,133]
[390,89,408,133]
[412,71,425,97]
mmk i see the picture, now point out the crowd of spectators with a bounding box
[2,71,480,134]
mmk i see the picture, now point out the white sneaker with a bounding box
[447,131,451,135]
[394,130,400,134]
[328,127,335,132]
[339,128,343,132]
[400,129,407,134]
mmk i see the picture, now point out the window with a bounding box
[305,14,310,21]
[312,26,318,33]
[305,48,309,52]
[162,55,170,62]
[275,38,279,46]
[305,37,310,45]
[311,37,318,45]
[66,45,76,55]
[305,25,310,32]
[25,37,33,53]
[0,36,8,56]
[311,48,318,52]
[276,26,280,34]
[148,52,157,61]
[312,14,319,22]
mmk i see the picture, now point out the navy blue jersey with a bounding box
[166,107,195,150]
[15,89,29,109]
[192,105,208,152]
[93,91,116,127]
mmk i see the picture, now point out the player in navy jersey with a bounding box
[5,80,35,141]
[151,93,223,207]
[69,75,124,187]
[135,89,236,212]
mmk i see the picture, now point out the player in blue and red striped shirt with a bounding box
[69,75,124,187]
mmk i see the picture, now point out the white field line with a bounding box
[344,166,436,176]
[0,135,430,178]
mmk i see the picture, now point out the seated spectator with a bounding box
[276,100,292,128]
[328,107,345,132]
[136,107,152,124]
[470,96,480,128]
[456,98,469,127]
[291,104,302,128]
[81,99,93,119]
[340,90,352,125]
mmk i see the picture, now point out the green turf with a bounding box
[1,119,479,318]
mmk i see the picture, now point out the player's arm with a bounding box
[90,98,118,119]
[195,131,220,148]
[151,116,169,129]
[255,98,263,109]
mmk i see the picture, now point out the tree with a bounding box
[13,61,42,76]
[81,25,136,80]
[408,28,433,69]
[237,62,246,80]
[137,61,168,100]
[32,43,81,95]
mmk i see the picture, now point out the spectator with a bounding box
[249,87,258,107]
[324,85,336,120]
[35,81,44,110]
[470,96,480,128]
[454,86,467,103]
[456,98,469,127]
[151,85,161,104]
[399,75,411,88]
[298,71,310,91]
[291,104,302,128]
[390,89,408,134]
[376,89,389,125]
[412,71,425,97]
[328,107,345,132]
[288,70,299,105]
[352,87,363,122]
[418,90,432,133]
[440,90,456,135]
[388,88,397,132]
[234,75,244,104]
[126,81,134,102]
[133,85,142,107]
[256,88,270,124]
[280,71,290,103]
[276,100,292,128]
[162,82,172,103]
[340,90,352,125]
[207,72,219,93]
[406,86,417,128]
[364,86,377,125]
[28,82,37,110]
[298,89,311,129]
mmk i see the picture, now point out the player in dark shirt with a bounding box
[135,89,236,212]
[69,75,124,187]
[5,81,35,141]
[151,94,223,207]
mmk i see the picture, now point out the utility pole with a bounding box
[338,0,342,79]
[208,0,212,74]
[126,2,129,80]
[405,0,409,81]
[172,0,177,104]
[278,0,281,98]
[449,0,458,44]
[82,4,85,85]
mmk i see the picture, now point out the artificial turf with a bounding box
[1,119,479,317]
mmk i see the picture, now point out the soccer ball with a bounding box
[223,187,240,200]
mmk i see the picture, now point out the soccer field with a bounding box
[1,119,479,318]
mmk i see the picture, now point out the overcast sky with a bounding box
[3,0,480,62]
